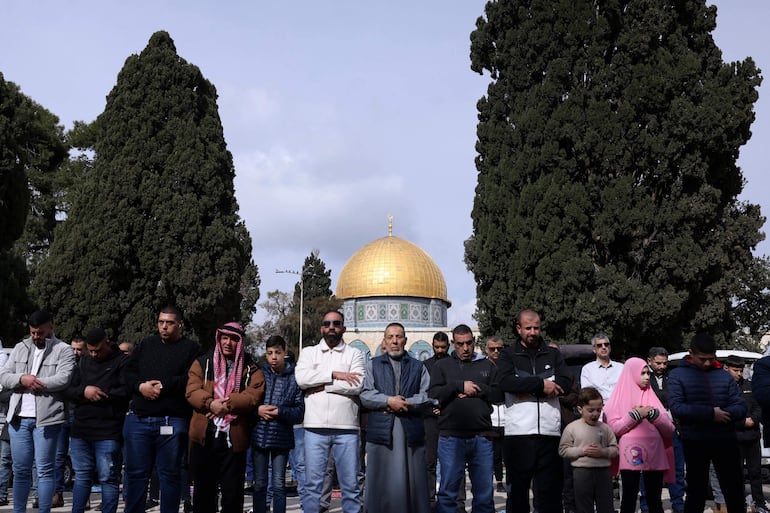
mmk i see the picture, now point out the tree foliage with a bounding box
[466,1,766,355]
[291,250,341,348]
[33,31,259,345]
[0,73,67,342]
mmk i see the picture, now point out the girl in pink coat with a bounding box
[604,357,675,513]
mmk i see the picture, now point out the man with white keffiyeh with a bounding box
[186,322,265,513]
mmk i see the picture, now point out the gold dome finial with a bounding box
[388,214,393,236]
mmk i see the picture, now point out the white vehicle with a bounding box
[668,349,770,475]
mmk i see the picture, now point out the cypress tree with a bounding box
[288,250,341,349]
[34,31,259,344]
[466,1,765,353]
[0,73,67,341]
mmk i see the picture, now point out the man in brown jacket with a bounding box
[186,322,264,513]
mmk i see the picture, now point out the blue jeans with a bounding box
[303,428,361,513]
[122,413,188,513]
[70,438,122,513]
[54,417,71,494]
[0,438,12,499]
[436,435,494,513]
[252,448,289,513]
[9,418,61,513]
[289,427,306,501]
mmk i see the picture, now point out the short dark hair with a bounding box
[28,310,53,327]
[452,324,473,338]
[516,309,540,325]
[648,347,668,359]
[265,335,286,350]
[385,322,405,334]
[578,386,603,407]
[690,333,716,354]
[85,328,108,346]
[432,332,449,344]
[321,310,344,323]
[159,305,183,321]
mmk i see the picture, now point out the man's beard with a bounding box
[388,349,405,359]
[324,332,343,346]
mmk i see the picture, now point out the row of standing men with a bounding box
[2,307,765,513]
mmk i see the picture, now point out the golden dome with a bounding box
[336,234,450,304]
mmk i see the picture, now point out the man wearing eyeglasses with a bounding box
[580,334,624,402]
[295,310,365,513]
[429,324,502,513]
[484,337,507,494]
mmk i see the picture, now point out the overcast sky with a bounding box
[1,1,767,329]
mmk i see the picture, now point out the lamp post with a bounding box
[276,269,304,350]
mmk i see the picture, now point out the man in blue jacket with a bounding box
[668,333,747,513]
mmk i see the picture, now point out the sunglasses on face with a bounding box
[322,320,343,327]
[487,347,502,352]
[594,342,610,348]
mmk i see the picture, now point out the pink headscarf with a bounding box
[604,357,666,418]
[212,322,245,433]
[604,357,674,481]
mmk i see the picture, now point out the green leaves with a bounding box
[467,1,766,354]
[33,31,258,345]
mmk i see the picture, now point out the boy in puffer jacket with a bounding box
[251,335,305,513]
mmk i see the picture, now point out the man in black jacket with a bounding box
[724,355,768,513]
[428,324,502,513]
[495,309,572,513]
[65,328,130,513]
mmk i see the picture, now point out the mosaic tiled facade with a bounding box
[342,296,447,329]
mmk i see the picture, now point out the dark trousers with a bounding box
[424,417,439,507]
[682,437,745,513]
[492,427,504,483]
[620,470,662,513]
[572,467,613,513]
[503,435,563,513]
[189,434,247,513]
[739,438,767,506]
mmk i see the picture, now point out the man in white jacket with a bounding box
[295,310,365,513]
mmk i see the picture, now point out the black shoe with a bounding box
[144,498,159,510]
[184,500,193,513]
[0,497,7,506]
[52,492,65,508]
[32,498,39,508]
[495,481,506,493]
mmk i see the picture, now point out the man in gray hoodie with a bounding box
[0,310,75,513]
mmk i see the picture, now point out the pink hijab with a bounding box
[604,357,674,481]
[604,357,666,418]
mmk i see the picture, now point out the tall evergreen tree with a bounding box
[0,73,67,342]
[34,31,259,344]
[289,250,341,348]
[466,1,765,354]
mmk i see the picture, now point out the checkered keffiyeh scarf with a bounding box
[212,322,245,433]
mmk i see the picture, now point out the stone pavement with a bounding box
[0,484,759,513]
